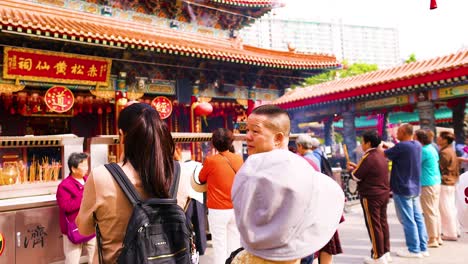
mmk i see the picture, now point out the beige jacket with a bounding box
[439,146,460,185]
[76,162,188,263]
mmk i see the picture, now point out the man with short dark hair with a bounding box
[348,130,391,264]
[229,104,344,264]
[383,124,428,258]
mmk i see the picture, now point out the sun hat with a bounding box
[190,161,207,193]
[231,149,344,261]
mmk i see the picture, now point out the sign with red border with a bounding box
[44,86,75,113]
[151,96,173,120]
[3,47,112,86]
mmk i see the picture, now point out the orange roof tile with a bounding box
[273,49,468,109]
[210,0,275,7]
[0,0,339,70]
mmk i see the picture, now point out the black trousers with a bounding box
[360,195,390,259]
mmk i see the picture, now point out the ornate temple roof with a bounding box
[210,0,278,8]
[273,49,468,109]
[0,0,339,70]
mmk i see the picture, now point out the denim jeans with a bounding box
[393,194,428,253]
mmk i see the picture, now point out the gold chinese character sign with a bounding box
[44,86,74,113]
[151,96,173,120]
[3,47,111,86]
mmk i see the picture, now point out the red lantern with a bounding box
[430,0,437,10]
[194,102,213,116]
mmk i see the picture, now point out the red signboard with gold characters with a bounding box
[3,47,111,86]
[151,96,173,120]
[44,86,75,113]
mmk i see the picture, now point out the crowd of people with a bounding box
[54,102,466,264]
[346,124,463,264]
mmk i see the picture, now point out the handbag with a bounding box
[65,215,95,244]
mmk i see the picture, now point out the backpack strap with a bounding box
[104,163,142,206]
[94,213,104,264]
[105,161,181,203]
[169,161,181,199]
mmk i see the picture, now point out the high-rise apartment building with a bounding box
[240,14,400,68]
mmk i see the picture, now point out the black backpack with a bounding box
[318,152,334,179]
[99,162,193,264]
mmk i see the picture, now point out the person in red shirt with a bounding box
[198,128,243,264]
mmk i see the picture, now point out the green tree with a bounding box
[405,53,417,63]
[303,60,378,86]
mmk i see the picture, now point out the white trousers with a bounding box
[439,185,458,238]
[63,235,96,264]
[208,208,240,264]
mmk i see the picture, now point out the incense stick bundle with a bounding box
[52,161,61,181]
[0,167,4,185]
[29,157,36,182]
[38,161,42,182]
[23,166,28,183]
[43,164,50,182]
[343,144,350,163]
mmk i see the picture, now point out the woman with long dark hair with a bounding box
[76,103,178,263]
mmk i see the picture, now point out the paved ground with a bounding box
[200,200,468,264]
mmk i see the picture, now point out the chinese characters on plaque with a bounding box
[3,47,111,86]
[44,86,75,113]
[151,96,173,119]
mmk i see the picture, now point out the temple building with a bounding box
[273,49,468,162]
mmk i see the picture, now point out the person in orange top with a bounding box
[198,127,243,264]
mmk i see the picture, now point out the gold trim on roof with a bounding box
[0,78,25,94]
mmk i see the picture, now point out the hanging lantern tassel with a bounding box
[430,0,437,10]
[194,102,213,127]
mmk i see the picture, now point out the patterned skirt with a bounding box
[316,214,345,256]
[319,230,343,255]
